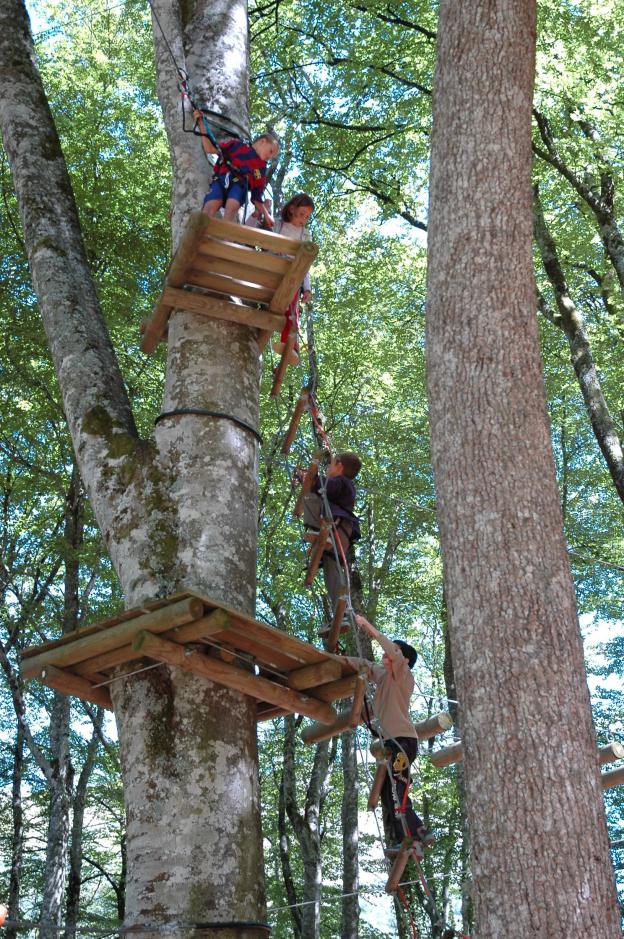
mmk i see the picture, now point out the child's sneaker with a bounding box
[415,826,435,849]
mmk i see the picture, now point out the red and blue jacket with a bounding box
[214,138,268,205]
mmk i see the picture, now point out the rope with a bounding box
[155,408,263,444]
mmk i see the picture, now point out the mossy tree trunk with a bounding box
[0,1,267,936]
[426,1,621,936]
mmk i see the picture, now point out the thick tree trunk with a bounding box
[0,2,267,937]
[426,2,620,936]
[6,725,24,939]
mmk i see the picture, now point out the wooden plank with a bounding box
[201,216,304,254]
[73,610,232,679]
[162,287,283,333]
[282,392,309,454]
[602,765,624,789]
[197,239,289,275]
[40,665,113,710]
[134,631,338,724]
[192,253,282,290]
[430,741,463,769]
[167,214,207,286]
[287,659,342,691]
[201,623,305,673]
[22,597,205,679]
[269,242,318,313]
[187,268,274,303]
[414,711,453,741]
[271,333,297,398]
[304,520,332,587]
[599,742,624,765]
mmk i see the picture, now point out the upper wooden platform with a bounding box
[141,214,318,354]
[21,591,359,724]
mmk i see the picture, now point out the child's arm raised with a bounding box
[193,109,218,157]
[355,614,397,658]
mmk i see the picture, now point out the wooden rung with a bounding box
[133,631,338,725]
[187,268,274,303]
[22,597,205,680]
[294,463,319,517]
[599,742,624,765]
[40,665,113,710]
[282,391,309,454]
[349,674,367,723]
[301,674,366,745]
[385,842,412,893]
[367,763,387,811]
[312,673,359,703]
[271,333,297,398]
[601,765,624,790]
[304,520,332,587]
[323,595,348,652]
[414,711,453,741]
[430,741,463,768]
[161,287,283,333]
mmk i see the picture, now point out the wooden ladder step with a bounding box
[304,520,332,586]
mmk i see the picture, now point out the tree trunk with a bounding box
[6,725,24,939]
[0,2,267,937]
[39,694,72,939]
[340,730,359,939]
[426,2,621,936]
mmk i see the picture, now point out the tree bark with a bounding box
[340,730,359,939]
[6,724,24,939]
[426,2,620,936]
[0,2,267,937]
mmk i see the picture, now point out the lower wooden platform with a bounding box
[21,591,359,724]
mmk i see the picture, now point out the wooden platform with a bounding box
[141,215,318,354]
[21,591,359,724]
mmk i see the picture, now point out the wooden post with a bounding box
[601,765,624,790]
[323,594,348,651]
[430,741,463,768]
[22,597,205,679]
[269,242,318,313]
[161,287,284,333]
[599,742,624,765]
[311,673,359,703]
[304,519,331,586]
[294,462,318,517]
[414,711,453,740]
[287,659,342,691]
[133,631,338,724]
[301,674,366,745]
[40,665,113,709]
[271,332,297,398]
[349,674,367,724]
[282,391,309,454]
[367,764,387,811]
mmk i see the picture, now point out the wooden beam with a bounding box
[133,631,338,724]
[140,298,173,354]
[256,705,290,722]
[282,392,309,454]
[429,741,463,768]
[385,842,413,893]
[312,674,359,703]
[167,213,207,286]
[601,765,624,790]
[301,674,366,745]
[74,610,232,679]
[349,674,367,723]
[201,216,305,253]
[187,268,274,303]
[271,333,296,398]
[269,242,318,313]
[304,519,332,587]
[287,659,342,691]
[414,711,453,741]
[599,742,624,765]
[162,287,283,333]
[40,665,113,710]
[22,597,205,679]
